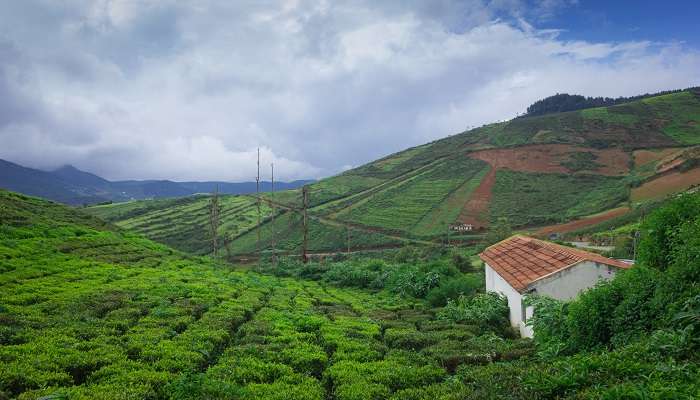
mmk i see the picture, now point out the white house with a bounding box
[480,235,632,338]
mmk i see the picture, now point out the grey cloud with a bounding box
[0,0,698,181]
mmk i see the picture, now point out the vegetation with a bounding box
[255,250,484,307]
[523,87,698,117]
[490,171,628,227]
[4,186,700,399]
[523,193,700,394]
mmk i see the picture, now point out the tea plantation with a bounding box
[3,189,700,399]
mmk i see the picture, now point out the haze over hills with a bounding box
[87,88,700,256]
[0,159,313,205]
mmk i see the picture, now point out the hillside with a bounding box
[0,159,312,205]
[88,89,700,256]
[3,189,700,399]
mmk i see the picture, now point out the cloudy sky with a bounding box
[1,0,699,181]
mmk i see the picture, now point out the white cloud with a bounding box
[0,1,698,181]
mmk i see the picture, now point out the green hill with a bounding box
[3,189,700,399]
[86,89,700,256]
[0,190,457,399]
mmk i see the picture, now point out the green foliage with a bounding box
[637,193,700,271]
[437,293,509,334]
[643,91,700,144]
[528,192,700,357]
[490,170,628,227]
[580,107,638,125]
[426,275,483,307]
[257,257,484,304]
[484,217,512,245]
[560,151,604,172]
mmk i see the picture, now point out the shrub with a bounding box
[437,293,509,334]
[637,193,700,271]
[426,275,483,307]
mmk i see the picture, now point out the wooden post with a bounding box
[209,185,220,257]
[271,163,276,263]
[256,148,261,256]
[302,185,309,263]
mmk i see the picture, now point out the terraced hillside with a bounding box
[3,189,700,399]
[87,89,700,255]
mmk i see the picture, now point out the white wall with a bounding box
[485,261,623,339]
[485,263,529,336]
[531,261,619,300]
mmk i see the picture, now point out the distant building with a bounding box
[449,223,473,232]
[479,235,632,338]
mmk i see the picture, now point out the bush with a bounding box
[437,293,509,334]
[426,275,483,307]
[637,193,700,271]
[528,193,700,355]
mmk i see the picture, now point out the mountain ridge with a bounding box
[0,159,314,205]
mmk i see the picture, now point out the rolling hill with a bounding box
[86,88,700,256]
[0,159,312,205]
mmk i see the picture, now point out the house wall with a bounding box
[484,263,528,336]
[531,261,619,300]
[485,260,624,339]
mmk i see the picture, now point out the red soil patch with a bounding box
[632,167,700,201]
[534,207,630,237]
[457,167,495,229]
[468,144,630,176]
[633,148,682,168]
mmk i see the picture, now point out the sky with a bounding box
[0,0,699,182]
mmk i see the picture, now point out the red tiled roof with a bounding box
[480,235,632,292]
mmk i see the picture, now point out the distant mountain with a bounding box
[0,159,314,205]
[51,165,111,189]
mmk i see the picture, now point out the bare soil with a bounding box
[632,167,700,201]
[633,148,682,168]
[457,167,495,229]
[467,144,630,176]
[534,207,630,237]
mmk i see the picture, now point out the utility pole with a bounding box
[256,148,261,256]
[346,226,351,255]
[270,162,276,263]
[302,185,309,263]
[209,185,220,257]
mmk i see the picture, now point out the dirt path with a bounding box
[533,206,630,237]
[457,166,495,229]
